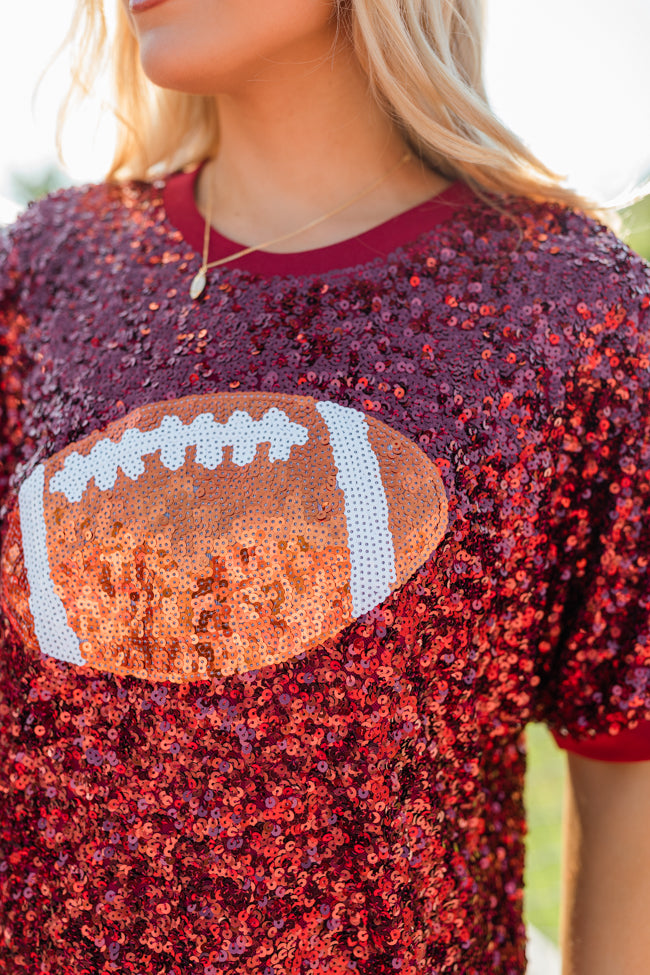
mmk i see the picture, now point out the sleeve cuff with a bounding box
[552,718,650,762]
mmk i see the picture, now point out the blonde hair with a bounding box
[58,0,632,231]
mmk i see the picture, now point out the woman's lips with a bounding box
[129,0,169,12]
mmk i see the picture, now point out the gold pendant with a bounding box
[190,268,207,300]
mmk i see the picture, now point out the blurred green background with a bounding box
[5,165,650,949]
[619,193,650,265]
[524,724,565,943]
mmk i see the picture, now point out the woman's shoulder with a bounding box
[1,177,159,251]
[0,177,161,303]
[463,190,650,322]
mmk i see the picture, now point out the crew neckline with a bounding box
[163,159,479,277]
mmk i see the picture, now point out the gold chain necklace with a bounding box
[189,151,413,299]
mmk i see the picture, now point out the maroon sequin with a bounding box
[0,173,649,975]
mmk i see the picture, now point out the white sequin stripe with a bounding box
[315,401,396,617]
[18,464,86,665]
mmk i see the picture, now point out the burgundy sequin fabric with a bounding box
[0,172,649,975]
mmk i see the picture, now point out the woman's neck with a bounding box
[194,35,451,252]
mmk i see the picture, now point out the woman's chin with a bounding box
[138,47,201,92]
[137,44,248,96]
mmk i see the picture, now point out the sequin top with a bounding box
[1,164,650,975]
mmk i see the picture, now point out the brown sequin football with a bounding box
[1,391,448,681]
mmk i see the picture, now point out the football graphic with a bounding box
[0,392,448,682]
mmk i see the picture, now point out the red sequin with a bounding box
[0,175,649,974]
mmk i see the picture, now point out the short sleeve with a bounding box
[532,230,650,758]
[0,208,37,519]
[0,222,22,509]
[0,185,118,520]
